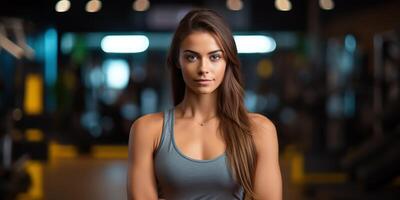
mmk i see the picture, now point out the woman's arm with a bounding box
[127,115,160,200]
[251,114,282,200]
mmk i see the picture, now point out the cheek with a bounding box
[215,62,227,80]
[180,63,193,74]
[179,64,196,84]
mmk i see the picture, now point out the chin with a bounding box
[197,89,215,94]
[189,86,217,94]
[198,90,214,94]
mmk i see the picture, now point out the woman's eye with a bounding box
[186,55,197,62]
[210,54,221,61]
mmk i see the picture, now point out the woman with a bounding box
[127,9,282,200]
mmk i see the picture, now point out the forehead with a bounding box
[180,31,222,53]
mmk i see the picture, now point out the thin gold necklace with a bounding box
[198,116,217,126]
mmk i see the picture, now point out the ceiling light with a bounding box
[319,0,335,10]
[86,0,102,13]
[234,35,276,53]
[226,0,243,11]
[133,0,150,12]
[275,0,292,11]
[101,35,149,53]
[55,0,71,13]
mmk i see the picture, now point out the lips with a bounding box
[195,79,212,81]
[194,79,213,85]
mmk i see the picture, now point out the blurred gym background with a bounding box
[0,0,399,199]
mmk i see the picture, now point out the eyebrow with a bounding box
[182,50,223,55]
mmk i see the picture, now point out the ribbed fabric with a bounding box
[154,108,244,200]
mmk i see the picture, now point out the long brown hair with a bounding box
[166,9,257,199]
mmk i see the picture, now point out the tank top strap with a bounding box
[155,108,174,156]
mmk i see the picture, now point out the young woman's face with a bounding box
[178,31,227,95]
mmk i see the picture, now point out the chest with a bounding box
[154,151,242,199]
[173,120,226,160]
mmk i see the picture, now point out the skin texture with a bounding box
[127,31,282,200]
[178,31,227,96]
[174,31,227,161]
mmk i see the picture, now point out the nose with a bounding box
[198,58,210,75]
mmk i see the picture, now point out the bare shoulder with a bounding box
[131,112,164,130]
[248,112,277,136]
[129,112,164,151]
[248,113,278,153]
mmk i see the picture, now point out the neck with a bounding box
[176,88,218,120]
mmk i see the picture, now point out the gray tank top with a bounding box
[154,108,244,200]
